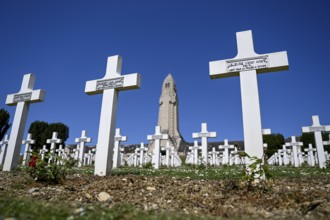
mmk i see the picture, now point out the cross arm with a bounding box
[6,89,46,106]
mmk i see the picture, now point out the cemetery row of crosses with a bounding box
[1,30,330,177]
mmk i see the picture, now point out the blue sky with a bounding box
[1,0,329,148]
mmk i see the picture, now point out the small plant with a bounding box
[142,162,153,169]
[25,152,74,184]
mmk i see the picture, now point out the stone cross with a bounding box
[208,147,219,166]
[133,148,139,167]
[55,145,65,165]
[281,145,291,166]
[138,143,148,167]
[147,126,168,169]
[85,55,141,176]
[277,150,283,166]
[0,135,9,165]
[188,140,200,165]
[192,123,216,165]
[209,30,288,166]
[161,141,172,167]
[285,136,303,167]
[39,145,48,160]
[3,74,45,171]
[22,133,35,166]
[86,149,95,166]
[304,144,316,167]
[302,115,330,168]
[75,130,92,167]
[219,139,234,165]
[170,147,176,167]
[46,132,62,163]
[113,128,127,169]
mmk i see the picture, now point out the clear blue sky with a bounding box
[1,0,329,148]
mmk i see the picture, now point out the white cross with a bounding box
[192,123,216,165]
[112,128,127,169]
[170,147,177,167]
[86,148,95,166]
[209,30,288,166]
[138,143,148,167]
[147,126,168,169]
[161,141,172,167]
[47,132,62,163]
[281,145,291,166]
[39,145,48,160]
[219,139,234,165]
[188,140,200,165]
[285,136,303,167]
[304,144,316,167]
[3,74,45,171]
[22,133,35,166]
[55,145,65,165]
[208,147,219,166]
[85,55,141,176]
[75,130,92,167]
[302,115,330,168]
[0,135,9,165]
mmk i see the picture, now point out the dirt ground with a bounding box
[1,171,330,219]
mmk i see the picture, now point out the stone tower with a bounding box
[149,74,185,152]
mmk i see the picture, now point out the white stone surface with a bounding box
[85,55,141,176]
[22,133,35,166]
[219,139,234,165]
[285,136,303,167]
[75,130,92,167]
[192,123,216,165]
[302,115,330,168]
[209,30,288,167]
[0,135,9,165]
[112,128,126,169]
[3,74,45,171]
[147,126,168,169]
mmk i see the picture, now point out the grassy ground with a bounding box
[1,165,330,220]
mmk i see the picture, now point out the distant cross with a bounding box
[209,30,288,166]
[161,141,172,167]
[3,74,45,171]
[285,136,303,167]
[75,130,92,167]
[281,145,291,166]
[39,145,48,161]
[304,144,316,167]
[138,143,148,167]
[208,147,219,166]
[85,55,141,176]
[133,148,139,167]
[302,115,330,168]
[55,145,65,165]
[47,132,62,163]
[147,126,168,169]
[0,135,9,165]
[277,150,283,166]
[192,123,216,165]
[86,148,95,166]
[170,147,176,167]
[219,139,234,165]
[188,141,200,165]
[113,128,127,169]
[22,133,35,166]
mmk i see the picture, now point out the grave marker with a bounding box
[39,145,48,160]
[304,144,316,167]
[113,128,127,169]
[46,132,62,163]
[75,130,92,167]
[302,115,330,168]
[85,55,141,176]
[219,139,234,165]
[0,135,9,165]
[22,133,35,166]
[192,123,216,165]
[285,136,303,167]
[209,30,288,166]
[188,141,200,165]
[161,141,172,167]
[3,74,45,171]
[138,143,148,167]
[147,126,168,169]
[281,145,291,166]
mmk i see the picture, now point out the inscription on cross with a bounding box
[209,30,288,166]
[3,74,45,171]
[302,115,330,168]
[85,55,141,176]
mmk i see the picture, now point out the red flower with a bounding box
[29,155,38,168]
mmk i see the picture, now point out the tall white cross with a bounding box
[219,139,235,165]
[113,128,127,169]
[147,126,168,169]
[75,130,92,167]
[192,123,216,165]
[3,74,45,171]
[161,141,172,167]
[85,55,141,176]
[188,140,200,165]
[302,115,330,168]
[39,145,48,160]
[209,30,288,165]
[138,143,148,167]
[285,136,303,167]
[47,132,62,163]
[0,135,9,165]
[22,133,35,166]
